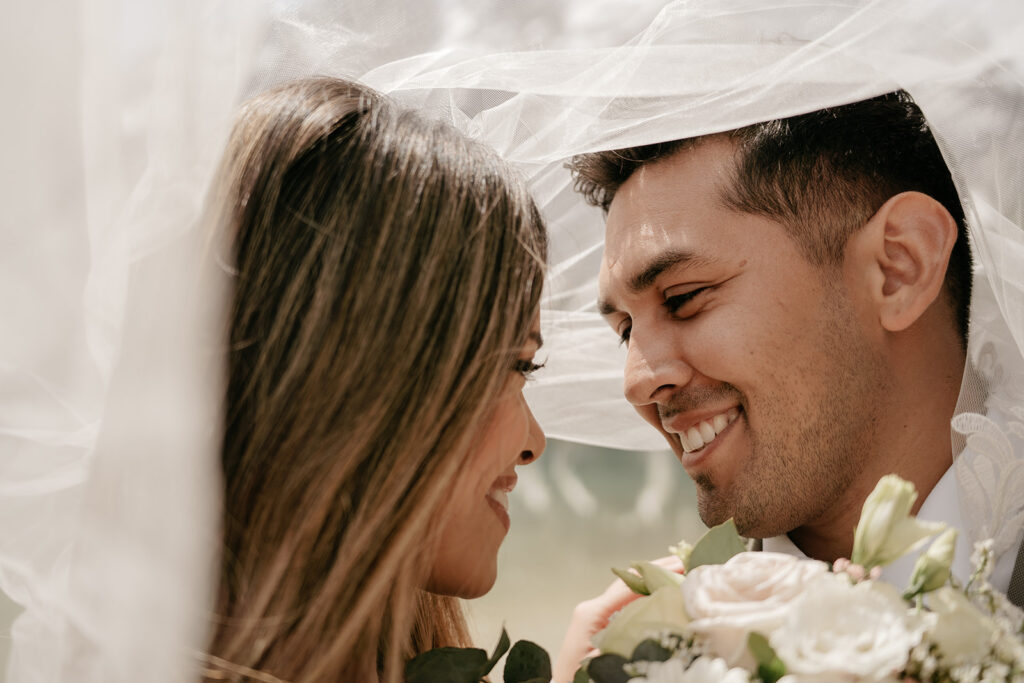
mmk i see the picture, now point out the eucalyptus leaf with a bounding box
[634,561,684,591]
[747,632,786,683]
[611,566,649,595]
[503,640,552,683]
[404,646,488,683]
[585,654,631,683]
[573,667,591,683]
[686,519,746,570]
[630,638,671,662]
[484,628,511,674]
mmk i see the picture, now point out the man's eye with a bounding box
[664,287,708,316]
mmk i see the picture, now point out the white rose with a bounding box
[770,573,926,679]
[681,552,829,666]
[628,656,748,683]
[927,586,998,664]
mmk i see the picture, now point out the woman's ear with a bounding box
[848,191,957,332]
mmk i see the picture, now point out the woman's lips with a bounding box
[485,487,511,531]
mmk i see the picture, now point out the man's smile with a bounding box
[664,406,741,453]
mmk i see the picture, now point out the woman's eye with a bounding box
[664,287,709,317]
[618,325,632,347]
[513,359,546,379]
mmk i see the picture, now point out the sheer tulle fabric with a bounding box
[2,0,1022,680]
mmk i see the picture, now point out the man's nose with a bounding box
[623,328,694,406]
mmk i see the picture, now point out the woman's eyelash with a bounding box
[618,326,631,347]
[514,359,546,378]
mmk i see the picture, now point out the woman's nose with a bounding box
[518,403,546,465]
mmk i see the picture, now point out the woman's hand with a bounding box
[551,556,683,683]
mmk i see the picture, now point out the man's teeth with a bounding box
[486,488,509,512]
[680,408,739,453]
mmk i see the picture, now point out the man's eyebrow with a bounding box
[597,248,715,315]
[628,249,706,292]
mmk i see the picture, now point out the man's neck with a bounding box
[786,464,951,562]
[786,338,962,563]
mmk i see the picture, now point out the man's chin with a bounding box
[696,492,774,539]
[695,490,732,530]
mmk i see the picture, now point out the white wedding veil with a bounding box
[3,0,1023,680]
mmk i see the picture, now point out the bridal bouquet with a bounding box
[576,475,1024,683]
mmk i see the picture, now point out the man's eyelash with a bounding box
[513,359,546,378]
[664,287,708,313]
[616,287,709,346]
[618,326,631,347]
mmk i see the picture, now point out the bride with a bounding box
[202,76,547,682]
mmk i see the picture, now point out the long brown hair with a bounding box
[203,77,546,682]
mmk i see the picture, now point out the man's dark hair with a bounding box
[569,90,972,344]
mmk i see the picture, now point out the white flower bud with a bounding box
[905,528,958,597]
[851,475,945,569]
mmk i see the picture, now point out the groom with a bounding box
[570,91,1023,597]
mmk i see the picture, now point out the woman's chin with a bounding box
[425,561,498,599]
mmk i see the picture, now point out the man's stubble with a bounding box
[693,282,892,540]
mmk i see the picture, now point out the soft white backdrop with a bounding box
[6,0,1024,680]
[0,2,677,678]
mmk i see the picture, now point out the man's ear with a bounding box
[851,191,957,332]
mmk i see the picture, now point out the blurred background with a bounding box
[0,599,12,674]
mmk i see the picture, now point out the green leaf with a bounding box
[585,654,630,683]
[611,566,650,595]
[747,632,786,683]
[592,586,688,658]
[630,638,672,662]
[404,646,488,683]
[484,628,511,674]
[634,561,684,591]
[572,666,591,683]
[686,519,746,571]
[503,640,552,683]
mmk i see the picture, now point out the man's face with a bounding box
[597,137,892,538]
